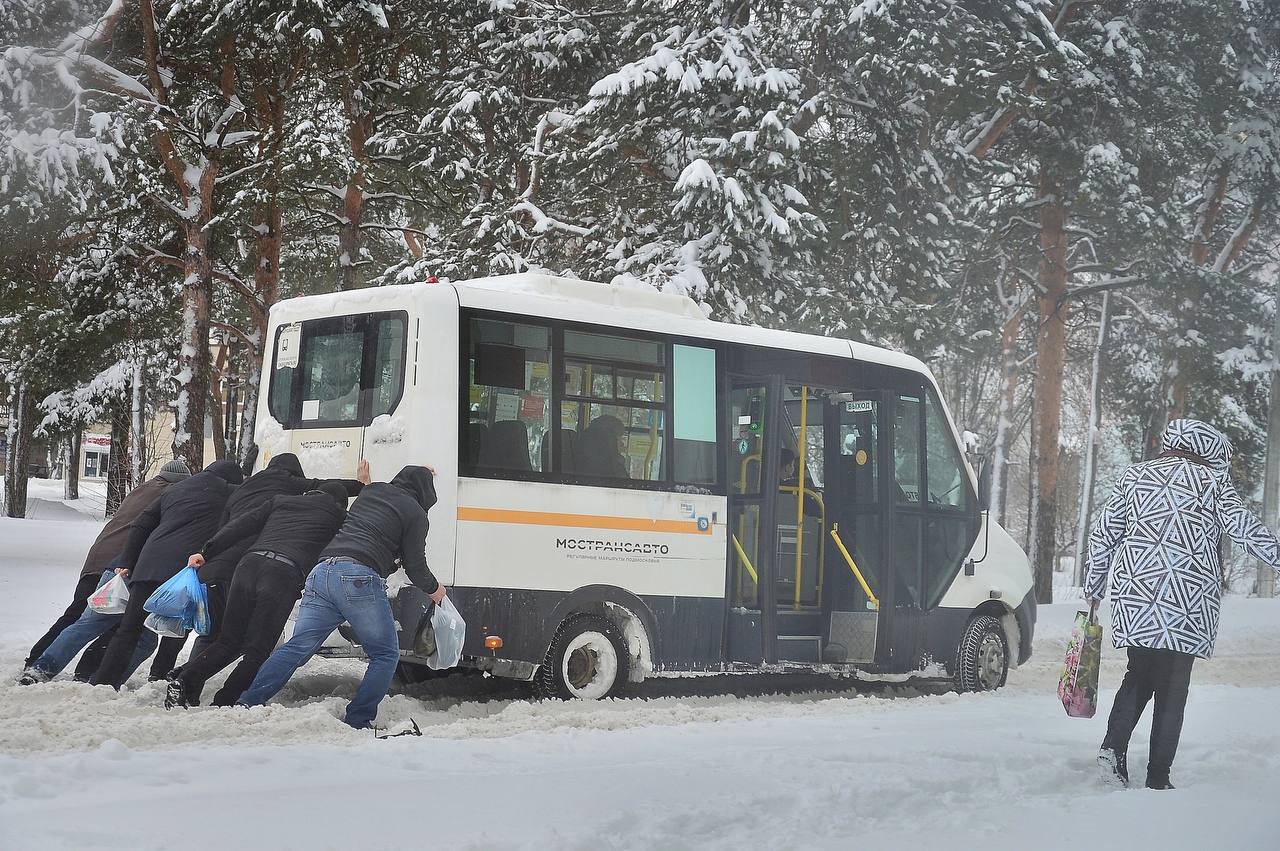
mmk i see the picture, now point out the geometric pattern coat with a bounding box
[1085,419,1280,658]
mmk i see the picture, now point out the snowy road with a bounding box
[2,514,1279,850]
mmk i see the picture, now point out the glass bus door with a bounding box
[724,377,782,664]
[819,390,889,665]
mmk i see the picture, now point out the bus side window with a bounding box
[371,316,407,418]
[466,319,551,473]
[894,396,922,504]
[562,330,666,482]
[673,345,717,485]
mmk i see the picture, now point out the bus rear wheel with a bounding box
[953,614,1008,692]
[536,614,630,700]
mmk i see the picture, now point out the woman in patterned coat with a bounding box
[1085,418,1280,789]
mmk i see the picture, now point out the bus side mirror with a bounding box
[973,451,993,511]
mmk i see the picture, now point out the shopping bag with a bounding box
[1058,608,1103,718]
[144,612,187,638]
[425,597,466,670]
[190,585,212,636]
[144,566,203,618]
[87,573,129,614]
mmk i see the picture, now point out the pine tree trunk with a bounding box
[4,384,35,518]
[1074,292,1110,586]
[106,402,130,517]
[131,359,146,483]
[172,160,218,474]
[339,47,370,292]
[64,431,81,500]
[1031,169,1070,604]
[989,298,1027,526]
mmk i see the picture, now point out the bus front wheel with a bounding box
[953,614,1008,692]
[536,614,630,700]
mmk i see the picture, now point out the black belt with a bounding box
[251,550,297,568]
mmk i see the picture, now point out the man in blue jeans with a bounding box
[20,567,159,684]
[239,466,446,729]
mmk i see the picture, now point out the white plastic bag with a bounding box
[425,597,466,670]
[144,612,187,638]
[87,573,129,614]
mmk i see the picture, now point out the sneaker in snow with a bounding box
[1098,747,1128,788]
[17,668,49,686]
[164,680,189,710]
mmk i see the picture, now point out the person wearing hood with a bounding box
[239,465,446,729]
[87,459,245,689]
[186,453,367,654]
[165,478,368,708]
[1086,419,1280,790]
[17,461,192,686]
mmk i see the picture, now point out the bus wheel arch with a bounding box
[952,604,1011,692]
[536,587,658,699]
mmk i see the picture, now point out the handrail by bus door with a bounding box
[792,385,808,610]
[829,522,880,610]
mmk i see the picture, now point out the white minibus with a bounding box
[255,274,1035,699]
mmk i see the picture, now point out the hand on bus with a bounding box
[430,584,447,604]
[188,553,205,568]
[356,458,371,485]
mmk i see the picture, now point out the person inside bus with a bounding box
[576,414,628,478]
[237,465,446,730]
[779,447,821,518]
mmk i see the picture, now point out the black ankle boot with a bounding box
[1098,747,1129,787]
[164,680,189,710]
[1146,774,1175,790]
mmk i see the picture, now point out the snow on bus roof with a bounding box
[269,273,928,377]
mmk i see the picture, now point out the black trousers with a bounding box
[149,582,229,679]
[89,580,161,688]
[1102,646,1196,782]
[74,629,116,681]
[176,555,303,706]
[25,573,102,668]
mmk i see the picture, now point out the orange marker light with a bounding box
[484,636,504,651]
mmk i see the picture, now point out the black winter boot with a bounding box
[1098,747,1128,788]
[164,679,189,710]
[1145,773,1175,790]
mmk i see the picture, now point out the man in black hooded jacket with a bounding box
[165,479,365,708]
[239,466,446,729]
[88,459,245,689]
[189,453,366,651]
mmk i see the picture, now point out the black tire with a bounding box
[953,614,1008,692]
[535,614,630,700]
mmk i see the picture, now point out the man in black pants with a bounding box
[88,460,244,689]
[166,477,364,708]
[21,460,191,679]
[182,453,366,664]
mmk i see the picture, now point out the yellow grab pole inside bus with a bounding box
[731,533,759,585]
[794,385,807,610]
[829,523,879,610]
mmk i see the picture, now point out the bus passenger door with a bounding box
[724,377,782,665]
[821,390,888,665]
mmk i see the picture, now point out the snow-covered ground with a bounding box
[1,512,1278,851]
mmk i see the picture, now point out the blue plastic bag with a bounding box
[144,567,212,635]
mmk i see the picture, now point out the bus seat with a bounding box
[541,428,578,473]
[467,422,488,466]
[479,419,532,471]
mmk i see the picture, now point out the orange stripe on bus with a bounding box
[456,507,711,535]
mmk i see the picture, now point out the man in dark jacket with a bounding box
[87,459,245,689]
[188,454,366,652]
[166,478,365,708]
[17,461,191,685]
[239,466,446,729]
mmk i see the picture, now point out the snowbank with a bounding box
[1,517,1279,850]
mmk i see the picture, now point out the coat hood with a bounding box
[313,481,350,509]
[267,452,305,477]
[205,459,245,485]
[1161,419,1232,472]
[391,465,437,513]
